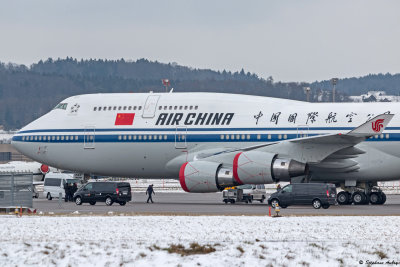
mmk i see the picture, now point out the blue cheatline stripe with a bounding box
[11,133,399,143]
[16,126,400,134]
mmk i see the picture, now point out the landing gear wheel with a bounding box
[312,199,322,209]
[119,201,126,206]
[47,193,52,200]
[369,192,381,205]
[270,199,280,208]
[75,196,82,205]
[322,204,330,209]
[89,201,96,205]
[352,192,367,205]
[105,197,113,206]
[337,192,350,205]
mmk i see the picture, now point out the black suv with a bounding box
[74,182,132,206]
[268,183,336,209]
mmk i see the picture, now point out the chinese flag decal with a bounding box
[115,113,135,125]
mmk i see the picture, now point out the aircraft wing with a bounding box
[270,113,393,163]
[189,114,394,166]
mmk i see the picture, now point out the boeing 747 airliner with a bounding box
[11,92,399,205]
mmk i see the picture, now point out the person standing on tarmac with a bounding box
[64,183,70,202]
[72,183,78,196]
[146,184,155,203]
[68,183,74,202]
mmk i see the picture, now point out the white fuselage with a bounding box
[11,92,400,183]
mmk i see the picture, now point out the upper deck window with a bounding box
[54,103,68,110]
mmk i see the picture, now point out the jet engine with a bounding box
[233,151,308,184]
[179,151,308,193]
[179,161,239,193]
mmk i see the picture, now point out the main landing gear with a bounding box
[337,185,386,205]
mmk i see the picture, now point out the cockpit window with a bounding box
[54,103,68,110]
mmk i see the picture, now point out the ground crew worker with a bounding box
[277,184,282,191]
[146,184,155,203]
[64,183,70,202]
[72,183,78,197]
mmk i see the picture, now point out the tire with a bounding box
[119,201,126,206]
[89,201,96,205]
[270,199,280,208]
[260,196,265,203]
[47,193,52,200]
[230,199,235,204]
[312,199,322,209]
[75,196,82,205]
[378,192,387,205]
[223,199,228,204]
[105,197,113,206]
[369,192,381,205]
[337,191,350,205]
[353,192,366,205]
[322,204,330,209]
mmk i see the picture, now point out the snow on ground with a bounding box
[1,215,400,267]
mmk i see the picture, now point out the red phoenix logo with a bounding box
[371,119,384,132]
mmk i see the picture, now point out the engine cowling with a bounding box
[179,152,308,193]
[179,161,239,193]
[233,151,308,184]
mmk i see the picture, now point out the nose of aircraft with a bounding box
[11,115,48,162]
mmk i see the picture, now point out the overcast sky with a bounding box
[1,0,399,82]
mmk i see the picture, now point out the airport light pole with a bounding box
[162,79,170,92]
[303,87,311,102]
[331,78,338,102]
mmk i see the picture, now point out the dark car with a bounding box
[268,183,337,209]
[74,182,132,206]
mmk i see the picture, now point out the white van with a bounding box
[43,172,81,200]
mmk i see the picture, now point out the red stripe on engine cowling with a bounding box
[179,162,190,192]
[232,152,244,185]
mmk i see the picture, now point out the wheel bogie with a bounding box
[337,191,351,205]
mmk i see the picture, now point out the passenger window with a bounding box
[159,106,162,110]
[138,106,142,110]
[84,183,93,190]
[128,106,132,110]
[282,185,292,193]
[94,107,97,111]
[108,107,112,110]
[133,106,137,110]
[195,106,198,110]
[113,106,117,110]
[118,106,122,110]
[98,107,102,111]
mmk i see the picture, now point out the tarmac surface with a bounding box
[31,192,400,216]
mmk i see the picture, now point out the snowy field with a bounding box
[1,216,400,266]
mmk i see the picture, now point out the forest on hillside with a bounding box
[0,58,398,129]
